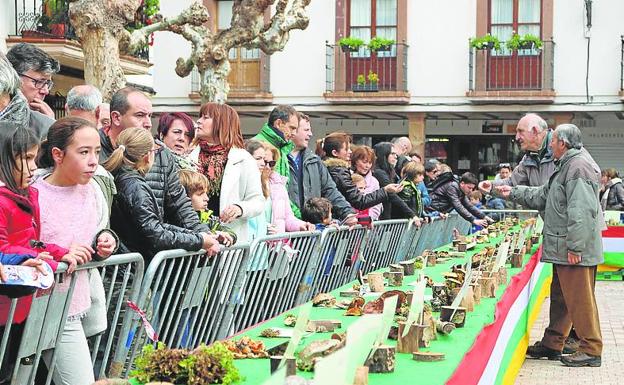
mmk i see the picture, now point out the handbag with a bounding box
[81,268,107,337]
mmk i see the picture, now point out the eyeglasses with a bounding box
[498,163,511,169]
[19,73,54,90]
[265,160,277,168]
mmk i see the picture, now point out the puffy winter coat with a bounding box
[110,167,204,263]
[99,129,209,233]
[602,178,624,211]
[429,171,485,223]
[373,166,415,220]
[0,185,68,325]
[268,172,306,233]
[324,158,388,210]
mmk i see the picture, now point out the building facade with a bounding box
[3,0,624,178]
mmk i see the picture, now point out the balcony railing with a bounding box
[325,42,409,94]
[469,40,554,92]
[9,0,149,61]
[620,36,624,93]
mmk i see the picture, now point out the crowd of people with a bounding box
[0,42,615,383]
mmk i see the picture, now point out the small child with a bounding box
[350,174,371,221]
[178,169,237,245]
[398,161,426,219]
[469,191,485,233]
[301,197,333,231]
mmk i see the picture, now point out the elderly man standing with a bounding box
[65,85,103,124]
[496,124,603,367]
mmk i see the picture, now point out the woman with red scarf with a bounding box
[189,103,265,243]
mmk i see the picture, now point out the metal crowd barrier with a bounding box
[482,209,540,222]
[119,245,249,377]
[300,225,370,302]
[359,220,410,274]
[230,231,321,333]
[0,253,143,385]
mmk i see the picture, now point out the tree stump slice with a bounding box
[389,264,404,274]
[399,260,415,276]
[365,345,395,373]
[368,273,385,292]
[384,271,404,287]
[440,306,467,327]
[460,286,475,312]
[412,352,445,362]
[478,277,496,298]
[510,253,523,268]
[397,322,422,353]
[435,320,456,335]
[353,366,369,385]
[470,283,481,304]
[497,267,508,285]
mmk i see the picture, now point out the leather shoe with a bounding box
[563,336,580,354]
[526,341,562,360]
[561,351,601,367]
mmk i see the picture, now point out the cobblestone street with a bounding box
[516,281,624,385]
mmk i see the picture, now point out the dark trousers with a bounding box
[542,264,602,356]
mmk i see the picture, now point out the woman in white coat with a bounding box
[189,103,265,243]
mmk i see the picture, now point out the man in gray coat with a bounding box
[287,113,357,224]
[497,124,603,367]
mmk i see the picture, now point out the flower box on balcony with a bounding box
[341,45,359,53]
[352,84,379,92]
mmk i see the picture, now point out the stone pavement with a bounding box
[515,281,624,385]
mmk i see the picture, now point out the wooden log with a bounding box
[460,286,475,312]
[510,253,523,268]
[368,272,385,292]
[435,319,456,335]
[478,276,496,298]
[412,352,445,362]
[397,322,422,353]
[497,267,508,285]
[353,366,369,385]
[270,356,297,376]
[440,306,467,328]
[365,345,395,373]
[457,242,467,252]
[399,260,415,276]
[470,283,481,304]
[384,271,404,287]
[389,264,404,274]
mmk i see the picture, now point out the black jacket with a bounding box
[324,158,387,210]
[99,129,209,233]
[287,150,355,219]
[110,167,204,263]
[602,179,624,211]
[429,171,485,222]
[373,166,415,220]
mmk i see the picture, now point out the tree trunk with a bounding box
[80,29,128,101]
[199,60,230,104]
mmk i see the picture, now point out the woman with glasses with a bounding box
[188,103,264,243]
[316,132,401,214]
[245,140,313,240]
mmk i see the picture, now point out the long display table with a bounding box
[232,235,550,385]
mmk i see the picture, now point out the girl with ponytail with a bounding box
[104,127,221,265]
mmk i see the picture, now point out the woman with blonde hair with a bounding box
[105,128,220,263]
[190,103,264,242]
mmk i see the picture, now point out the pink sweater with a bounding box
[363,171,383,220]
[33,179,99,318]
[268,172,305,233]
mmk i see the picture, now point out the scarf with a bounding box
[198,142,229,198]
[253,123,294,180]
[0,91,30,126]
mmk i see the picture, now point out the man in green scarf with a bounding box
[253,105,297,180]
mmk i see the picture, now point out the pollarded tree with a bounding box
[69,0,311,103]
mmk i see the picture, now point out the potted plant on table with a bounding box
[469,34,501,51]
[368,36,395,52]
[338,36,365,52]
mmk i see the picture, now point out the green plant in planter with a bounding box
[367,70,379,84]
[338,36,365,51]
[357,74,366,86]
[368,36,395,51]
[505,33,522,51]
[470,34,501,51]
[521,33,543,49]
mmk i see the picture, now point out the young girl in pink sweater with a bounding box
[34,117,117,385]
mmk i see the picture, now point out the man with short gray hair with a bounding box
[496,124,604,367]
[6,43,60,119]
[0,50,54,140]
[65,85,103,124]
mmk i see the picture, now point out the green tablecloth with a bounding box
[233,232,538,385]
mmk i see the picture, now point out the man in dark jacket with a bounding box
[99,87,219,240]
[287,113,357,224]
[430,168,491,227]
